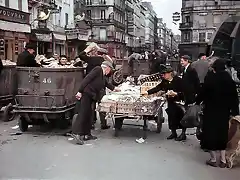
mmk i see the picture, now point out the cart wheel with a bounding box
[3,103,15,122]
[18,116,28,132]
[112,70,123,85]
[156,107,164,133]
[143,119,147,139]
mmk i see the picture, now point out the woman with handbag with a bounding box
[142,66,185,140]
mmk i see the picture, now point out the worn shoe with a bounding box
[206,160,217,167]
[175,134,187,141]
[83,135,98,141]
[219,161,227,168]
[101,125,111,130]
[71,134,84,145]
[167,134,177,140]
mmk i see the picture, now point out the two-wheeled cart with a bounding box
[98,98,166,139]
[13,67,85,132]
[0,65,17,122]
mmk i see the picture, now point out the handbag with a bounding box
[180,105,201,128]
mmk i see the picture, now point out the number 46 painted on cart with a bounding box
[43,78,51,84]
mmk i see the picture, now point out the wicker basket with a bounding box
[97,101,117,113]
[117,102,135,114]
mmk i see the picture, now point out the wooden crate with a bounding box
[97,101,117,113]
[135,99,161,116]
[117,102,135,114]
[140,81,162,98]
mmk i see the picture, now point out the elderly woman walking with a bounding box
[196,59,239,168]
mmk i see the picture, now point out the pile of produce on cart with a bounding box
[97,81,165,116]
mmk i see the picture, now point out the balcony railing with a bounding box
[179,22,193,29]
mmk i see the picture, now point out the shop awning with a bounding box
[54,33,66,41]
[0,20,30,33]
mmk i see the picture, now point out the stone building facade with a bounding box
[180,0,240,59]
[0,0,30,61]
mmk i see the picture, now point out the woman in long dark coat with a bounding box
[143,67,185,140]
[196,59,239,168]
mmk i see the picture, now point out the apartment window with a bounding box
[185,16,190,23]
[100,28,106,41]
[86,0,92,5]
[65,13,69,26]
[59,7,62,26]
[101,10,105,19]
[183,32,190,42]
[207,32,213,40]
[199,32,206,42]
[86,10,91,18]
[5,0,9,7]
[18,0,22,11]
[100,0,106,4]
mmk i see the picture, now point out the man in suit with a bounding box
[74,44,114,130]
[71,61,117,145]
[178,55,200,141]
[191,53,209,86]
[17,43,40,67]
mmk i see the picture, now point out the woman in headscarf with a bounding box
[196,59,239,168]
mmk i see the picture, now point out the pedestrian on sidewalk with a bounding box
[179,55,200,141]
[191,53,209,86]
[196,58,239,168]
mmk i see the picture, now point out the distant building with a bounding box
[28,0,74,57]
[142,1,157,51]
[180,0,240,59]
[82,0,126,58]
[0,0,30,61]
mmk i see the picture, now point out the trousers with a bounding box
[72,93,93,135]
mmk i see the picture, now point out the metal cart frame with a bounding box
[105,100,166,139]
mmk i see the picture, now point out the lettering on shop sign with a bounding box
[43,78,52,84]
[0,6,29,24]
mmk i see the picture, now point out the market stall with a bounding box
[97,80,165,139]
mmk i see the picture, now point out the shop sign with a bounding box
[0,5,29,24]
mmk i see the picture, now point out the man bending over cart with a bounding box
[71,61,118,145]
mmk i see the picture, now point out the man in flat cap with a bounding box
[71,61,118,145]
[74,43,116,130]
[17,43,40,67]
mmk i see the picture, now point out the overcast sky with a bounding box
[147,0,182,35]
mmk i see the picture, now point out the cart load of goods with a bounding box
[35,55,81,68]
[2,60,16,66]
[97,81,165,115]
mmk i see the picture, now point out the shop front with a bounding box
[66,27,89,60]
[0,6,30,61]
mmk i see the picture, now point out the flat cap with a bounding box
[102,61,114,70]
[181,55,191,60]
[25,43,36,50]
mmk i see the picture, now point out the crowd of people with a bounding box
[15,43,240,168]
